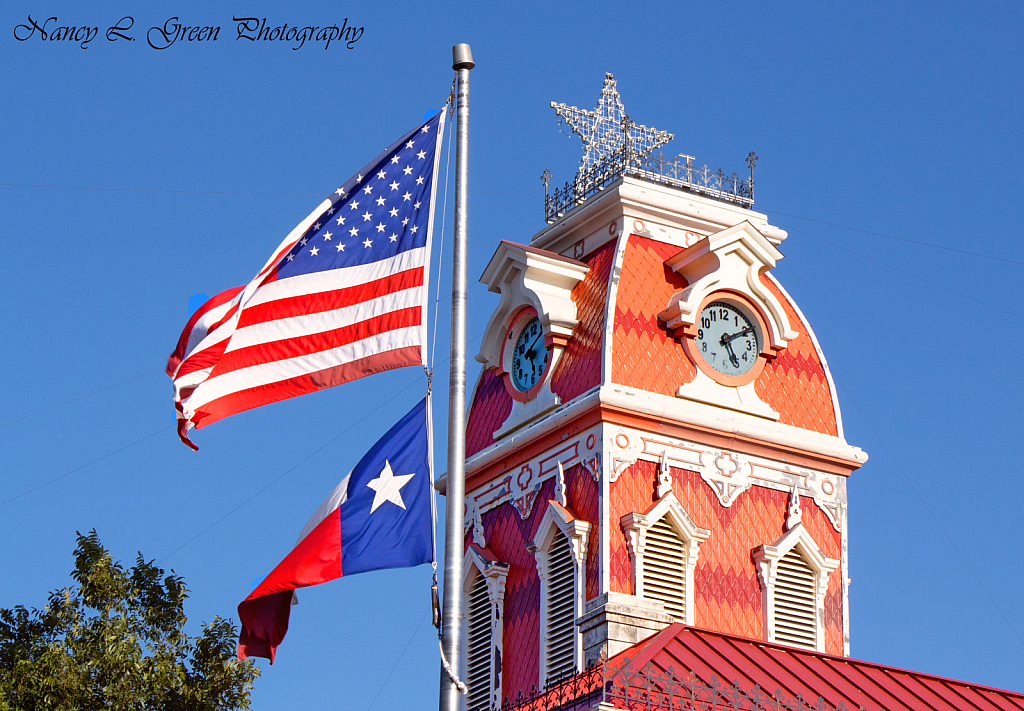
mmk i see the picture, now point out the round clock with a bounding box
[693,301,761,377]
[510,316,550,392]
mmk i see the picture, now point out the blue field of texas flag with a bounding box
[237,398,433,662]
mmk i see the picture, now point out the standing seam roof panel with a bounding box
[605,626,1024,711]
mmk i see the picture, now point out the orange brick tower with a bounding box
[441,74,867,711]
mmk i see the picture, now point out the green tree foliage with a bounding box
[0,531,260,711]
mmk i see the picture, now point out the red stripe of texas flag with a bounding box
[237,508,342,663]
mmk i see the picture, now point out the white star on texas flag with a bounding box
[366,460,415,513]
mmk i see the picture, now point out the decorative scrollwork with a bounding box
[544,145,755,224]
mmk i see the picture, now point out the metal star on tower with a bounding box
[551,73,674,174]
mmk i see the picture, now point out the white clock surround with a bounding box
[658,221,799,420]
[477,241,590,438]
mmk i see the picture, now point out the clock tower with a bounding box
[440,74,867,711]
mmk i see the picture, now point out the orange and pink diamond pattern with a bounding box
[608,459,843,654]
[475,465,600,702]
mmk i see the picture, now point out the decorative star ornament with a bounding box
[551,72,674,174]
[366,460,415,513]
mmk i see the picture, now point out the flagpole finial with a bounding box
[452,43,475,70]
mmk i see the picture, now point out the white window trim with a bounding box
[619,491,710,625]
[527,500,591,687]
[752,521,839,652]
[461,546,509,711]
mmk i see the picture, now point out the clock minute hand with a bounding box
[527,331,543,355]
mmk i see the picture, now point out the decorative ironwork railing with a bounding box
[498,657,867,711]
[542,148,755,224]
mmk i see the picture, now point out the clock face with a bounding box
[510,316,550,392]
[693,301,761,377]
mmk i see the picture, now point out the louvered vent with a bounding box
[642,517,686,621]
[545,532,576,684]
[773,548,817,649]
[466,574,492,711]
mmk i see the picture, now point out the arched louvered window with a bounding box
[641,516,687,621]
[753,516,839,654]
[466,574,493,711]
[621,493,710,627]
[531,501,591,688]
[772,548,817,649]
[544,531,576,683]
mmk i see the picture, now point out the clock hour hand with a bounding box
[722,339,740,368]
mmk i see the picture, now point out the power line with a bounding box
[365,610,430,711]
[158,332,482,564]
[766,209,1024,266]
[157,377,424,564]
[6,177,1023,266]
[834,376,1024,651]
[0,182,539,197]
[779,223,1024,321]
[7,177,1020,266]
[0,369,161,429]
[0,424,173,507]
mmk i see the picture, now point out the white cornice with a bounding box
[442,383,867,490]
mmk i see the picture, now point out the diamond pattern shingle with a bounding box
[755,274,838,436]
[611,236,695,395]
[565,463,601,602]
[551,241,614,403]
[465,369,514,458]
[478,466,600,703]
[609,234,839,436]
[609,459,844,655]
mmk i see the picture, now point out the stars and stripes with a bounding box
[167,109,447,450]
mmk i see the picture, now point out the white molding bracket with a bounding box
[477,241,590,369]
[676,369,780,421]
[528,501,591,686]
[619,492,710,626]
[752,522,839,652]
[476,241,590,438]
[658,221,798,351]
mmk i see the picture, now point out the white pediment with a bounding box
[477,241,590,370]
[658,221,797,352]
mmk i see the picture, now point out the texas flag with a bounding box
[237,398,433,662]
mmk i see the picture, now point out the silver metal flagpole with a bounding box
[439,42,474,711]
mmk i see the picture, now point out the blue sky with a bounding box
[2,1,1023,707]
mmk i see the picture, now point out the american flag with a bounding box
[167,109,446,450]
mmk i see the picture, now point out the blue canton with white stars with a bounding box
[276,110,442,279]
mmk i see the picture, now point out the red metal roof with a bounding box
[604,623,1024,711]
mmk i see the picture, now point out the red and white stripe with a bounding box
[167,201,429,451]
